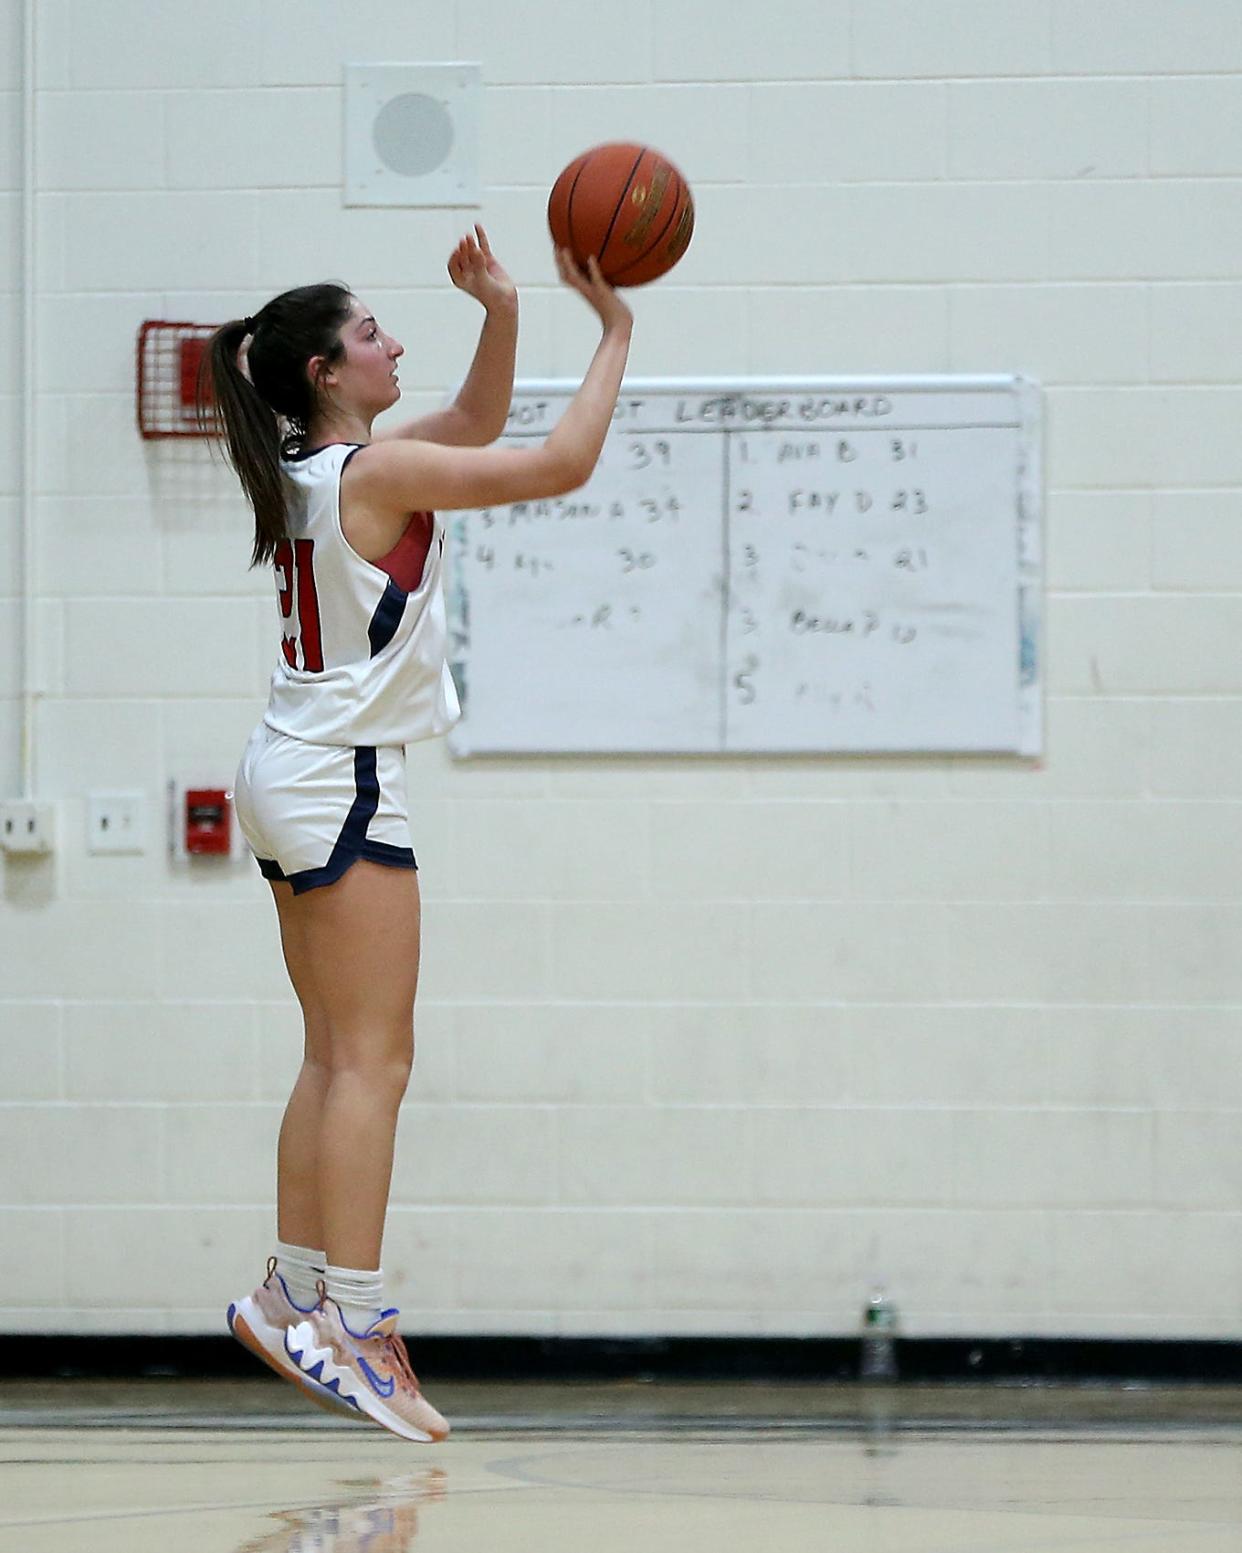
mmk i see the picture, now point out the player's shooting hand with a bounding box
[554,247,633,333]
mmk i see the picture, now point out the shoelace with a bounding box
[383,1331,422,1390]
[304,1285,421,1388]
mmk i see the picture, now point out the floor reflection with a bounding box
[234,1468,448,1553]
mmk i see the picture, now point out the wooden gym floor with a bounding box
[2,1380,1240,1552]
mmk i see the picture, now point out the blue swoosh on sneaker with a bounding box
[357,1354,396,1398]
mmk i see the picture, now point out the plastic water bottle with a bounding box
[860,1287,900,1381]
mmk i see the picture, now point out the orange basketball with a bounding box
[548,142,694,287]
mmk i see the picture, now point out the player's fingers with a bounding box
[475,223,492,255]
[562,256,590,294]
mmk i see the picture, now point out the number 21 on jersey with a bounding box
[275,538,324,672]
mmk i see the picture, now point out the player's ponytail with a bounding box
[199,283,354,567]
[200,319,284,566]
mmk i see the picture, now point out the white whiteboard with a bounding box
[446,376,1042,756]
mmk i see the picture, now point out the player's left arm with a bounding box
[375,225,518,448]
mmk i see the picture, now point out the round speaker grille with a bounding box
[372,92,455,178]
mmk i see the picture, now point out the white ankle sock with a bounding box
[274,1239,325,1310]
[324,1263,387,1332]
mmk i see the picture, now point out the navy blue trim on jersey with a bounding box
[283,442,363,463]
[256,856,286,881]
[367,578,408,657]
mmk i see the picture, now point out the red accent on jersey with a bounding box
[275,539,294,619]
[294,538,324,672]
[274,537,324,672]
[374,512,435,594]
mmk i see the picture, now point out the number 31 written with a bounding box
[274,538,324,672]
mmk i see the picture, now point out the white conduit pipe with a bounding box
[19,0,36,798]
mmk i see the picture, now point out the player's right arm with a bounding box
[348,252,633,515]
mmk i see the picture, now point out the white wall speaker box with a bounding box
[344,62,481,208]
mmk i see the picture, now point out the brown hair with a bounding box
[198,283,354,566]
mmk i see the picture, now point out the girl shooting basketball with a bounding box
[202,229,633,1441]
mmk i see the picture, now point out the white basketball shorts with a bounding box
[233,722,417,895]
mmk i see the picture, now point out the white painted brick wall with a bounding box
[949,287,1148,384]
[1152,492,1242,588]
[1052,1,1242,75]
[852,0,1052,79]
[657,1,852,84]
[948,81,1148,181]
[1152,285,1242,384]
[1045,493,1151,592]
[1152,77,1242,176]
[37,93,166,190]
[1,0,1240,1341]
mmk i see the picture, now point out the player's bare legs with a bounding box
[230,862,435,1433]
[270,880,331,1251]
[227,876,370,1417]
[273,861,445,1441]
[283,860,420,1271]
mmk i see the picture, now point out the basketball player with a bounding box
[201,227,633,1441]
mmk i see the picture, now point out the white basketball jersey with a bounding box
[262,443,461,748]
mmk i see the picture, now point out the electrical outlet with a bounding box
[87,790,146,854]
[0,800,56,854]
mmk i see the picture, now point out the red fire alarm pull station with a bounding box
[185,788,232,855]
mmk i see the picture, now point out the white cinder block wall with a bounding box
[1,0,1240,1340]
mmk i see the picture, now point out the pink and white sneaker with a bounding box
[284,1294,450,1443]
[228,1260,363,1420]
